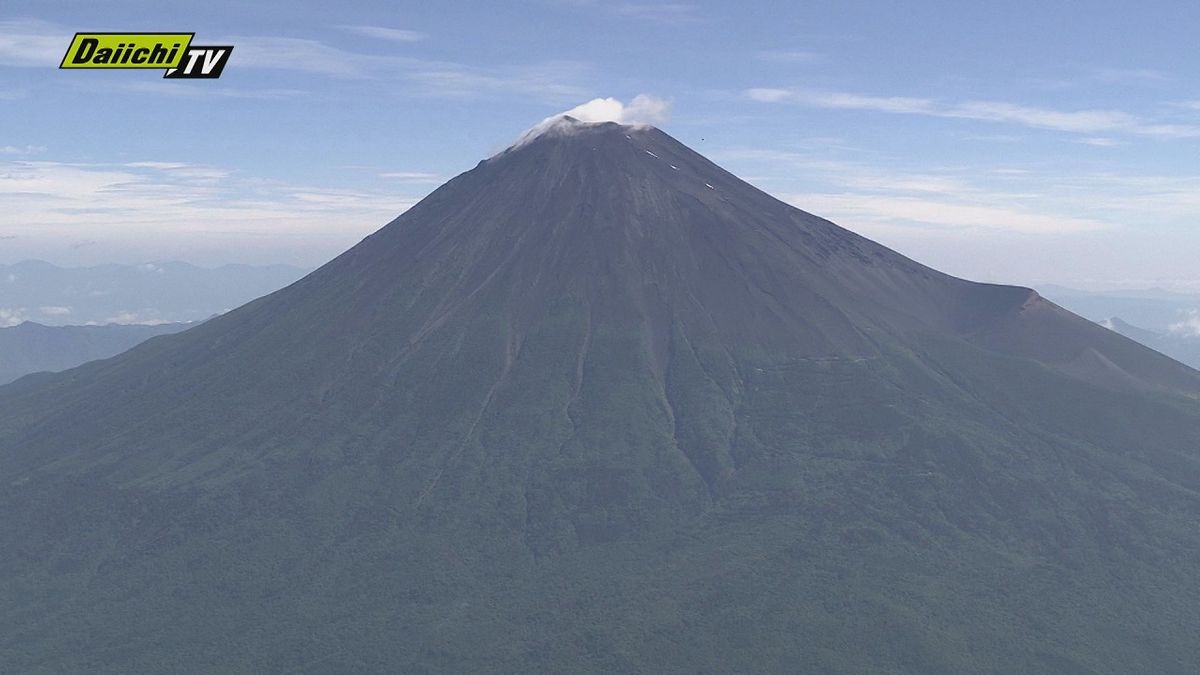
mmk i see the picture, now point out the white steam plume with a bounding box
[559,94,672,125]
[504,94,672,152]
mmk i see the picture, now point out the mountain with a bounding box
[1040,285,1200,370]
[2,117,1200,673]
[0,321,191,385]
[1099,316,1162,344]
[1042,284,1200,336]
[0,259,307,326]
[1100,317,1200,371]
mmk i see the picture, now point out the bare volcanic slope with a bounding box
[2,118,1200,673]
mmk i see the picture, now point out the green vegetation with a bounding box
[1,121,1199,673]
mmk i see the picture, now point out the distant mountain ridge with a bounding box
[1042,284,1200,336]
[1039,285,1200,371]
[0,321,191,385]
[0,259,307,326]
[1099,316,1200,371]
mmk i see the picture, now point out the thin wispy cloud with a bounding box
[379,172,444,183]
[748,88,934,114]
[0,159,421,248]
[612,3,701,24]
[717,148,1115,236]
[1048,172,1200,226]
[1023,67,1171,92]
[338,25,426,42]
[946,100,1138,133]
[953,132,1027,144]
[0,18,65,67]
[101,81,311,100]
[2,18,589,104]
[785,192,1110,235]
[746,87,1200,139]
[124,161,231,181]
[229,36,380,78]
[1,144,46,155]
[404,60,592,101]
[1089,67,1168,84]
[720,144,1200,246]
[220,35,591,101]
[754,50,823,64]
[561,0,702,23]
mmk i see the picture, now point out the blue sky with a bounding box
[1,1,1199,289]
